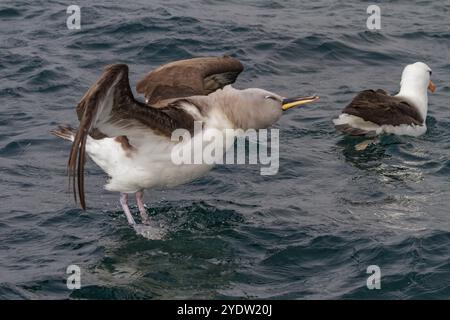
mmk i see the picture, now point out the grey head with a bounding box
[206,86,319,130]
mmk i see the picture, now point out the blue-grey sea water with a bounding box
[1,0,450,299]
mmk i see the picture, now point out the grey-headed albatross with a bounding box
[51,56,319,228]
[333,62,436,141]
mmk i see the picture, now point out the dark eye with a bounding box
[265,95,277,101]
[429,70,432,76]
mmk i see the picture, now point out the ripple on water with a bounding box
[1,0,450,300]
[0,8,21,18]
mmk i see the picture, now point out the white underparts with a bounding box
[333,113,427,137]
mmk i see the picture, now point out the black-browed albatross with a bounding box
[51,56,319,228]
[333,62,436,143]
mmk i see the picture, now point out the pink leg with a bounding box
[136,190,150,224]
[120,193,136,226]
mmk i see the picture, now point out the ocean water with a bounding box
[1,0,450,299]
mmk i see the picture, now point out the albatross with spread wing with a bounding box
[51,56,319,228]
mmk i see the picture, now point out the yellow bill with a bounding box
[282,95,320,111]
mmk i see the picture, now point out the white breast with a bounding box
[85,106,236,193]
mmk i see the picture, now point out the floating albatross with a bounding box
[51,56,318,227]
[333,62,436,143]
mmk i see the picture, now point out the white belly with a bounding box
[85,129,233,193]
[333,113,427,137]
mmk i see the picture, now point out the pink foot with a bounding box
[120,193,136,225]
[136,190,150,224]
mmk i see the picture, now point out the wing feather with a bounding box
[69,64,195,209]
[342,90,424,126]
[136,56,244,105]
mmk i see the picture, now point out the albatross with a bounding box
[51,56,319,228]
[333,62,436,143]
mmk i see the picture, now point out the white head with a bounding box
[397,62,436,118]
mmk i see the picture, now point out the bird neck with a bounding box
[396,83,428,121]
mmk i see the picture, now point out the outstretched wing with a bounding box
[342,89,424,126]
[136,55,244,105]
[69,64,195,209]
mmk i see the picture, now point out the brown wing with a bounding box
[136,55,244,105]
[69,64,195,209]
[342,90,424,126]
